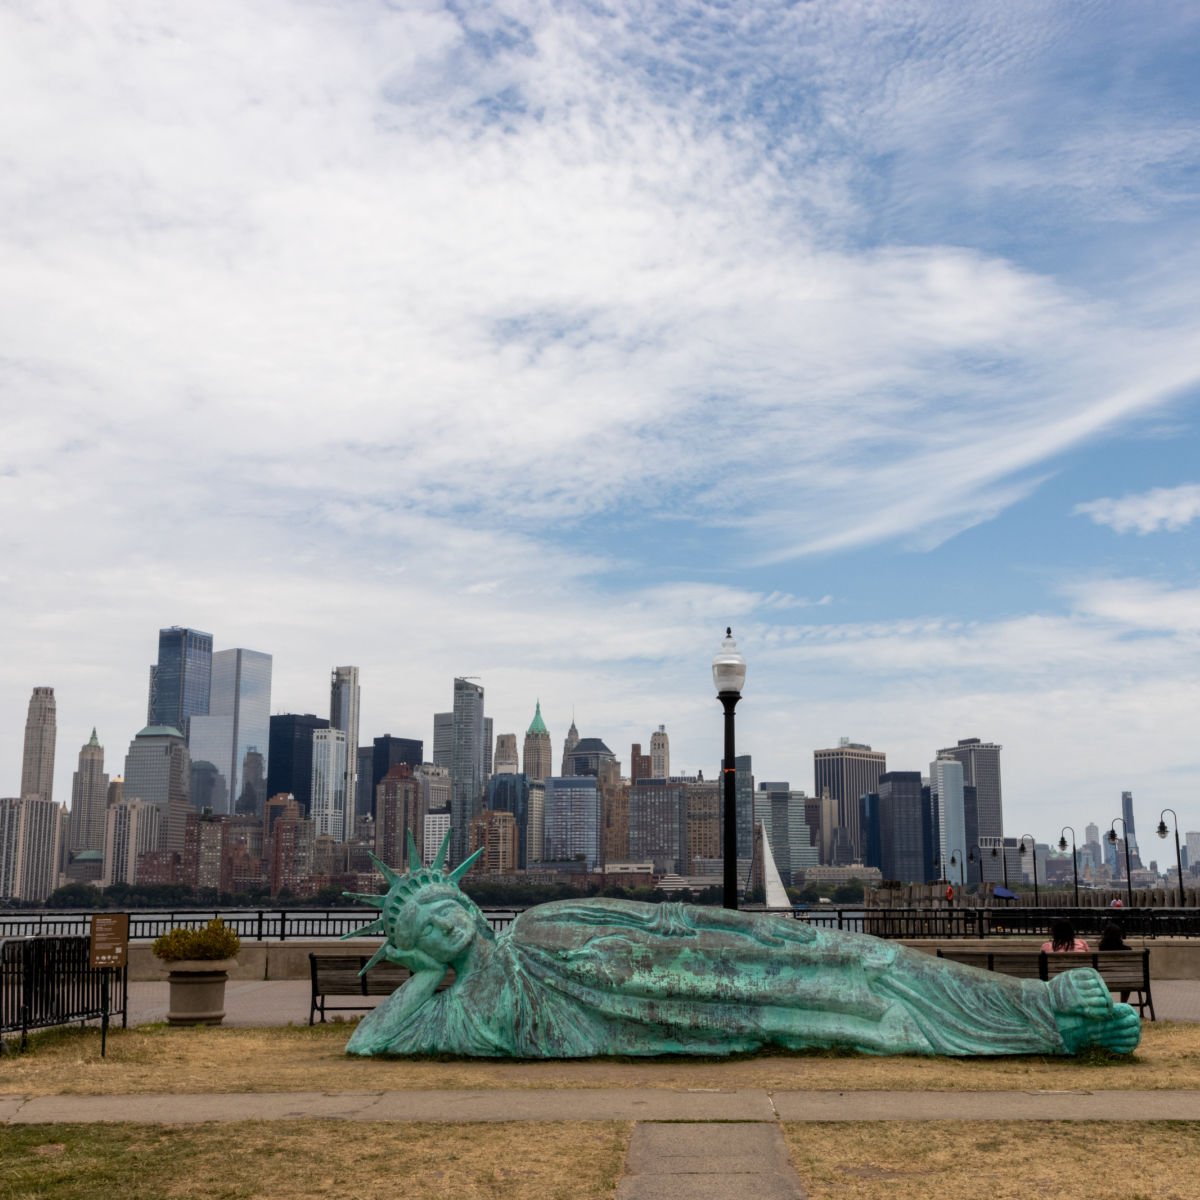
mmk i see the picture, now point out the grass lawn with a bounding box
[0,1120,630,1200]
[784,1121,1199,1200]
[2,1020,1198,1096]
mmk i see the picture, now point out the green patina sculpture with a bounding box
[343,831,1140,1059]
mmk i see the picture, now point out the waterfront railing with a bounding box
[2,906,1197,943]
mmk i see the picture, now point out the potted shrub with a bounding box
[152,919,241,1026]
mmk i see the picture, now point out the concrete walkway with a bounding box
[7,1087,1200,1125]
[121,977,1200,1028]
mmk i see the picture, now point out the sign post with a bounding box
[89,914,129,1057]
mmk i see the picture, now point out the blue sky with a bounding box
[1,1,1198,853]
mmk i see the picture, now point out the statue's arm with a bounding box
[346,948,446,1054]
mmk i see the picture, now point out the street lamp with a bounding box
[713,627,746,911]
[988,842,1010,888]
[1057,826,1079,907]
[1018,835,1039,908]
[1158,809,1185,909]
[1108,818,1134,909]
[949,849,965,888]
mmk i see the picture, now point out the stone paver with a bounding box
[617,1122,806,1200]
[118,977,1200,1029]
[7,1087,1200,1126]
[4,1087,776,1125]
[770,1088,1200,1121]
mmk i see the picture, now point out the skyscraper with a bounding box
[266,714,329,813]
[11,795,64,902]
[369,736,424,819]
[123,726,190,850]
[0,797,19,899]
[1121,791,1142,868]
[543,775,601,869]
[561,718,580,776]
[432,712,454,769]
[649,725,670,779]
[450,678,486,865]
[813,739,886,861]
[522,702,552,783]
[69,728,109,855]
[936,739,1004,882]
[876,771,927,884]
[493,733,519,775]
[187,648,273,817]
[20,686,56,802]
[929,756,966,880]
[488,772,533,868]
[310,727,347,841]
[147,627,213,739]
[330,667,361,825]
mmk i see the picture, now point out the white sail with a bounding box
[759,823,792,909]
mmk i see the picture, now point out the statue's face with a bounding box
[411,895,478,963]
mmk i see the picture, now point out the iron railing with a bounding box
[0,936,127,1054]
[1,906,1197,945]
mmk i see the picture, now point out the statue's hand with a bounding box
[386,944,445,975]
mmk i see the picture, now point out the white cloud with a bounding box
[1074,485,1200,535]
[2,5,1200,845]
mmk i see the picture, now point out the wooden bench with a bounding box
[308,954,411,1025]
[935,948,1154,1020]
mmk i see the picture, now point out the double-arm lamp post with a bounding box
[1018,834,1039,908]
[1057,826,1080,907]
[948,850,965,888]
[713,628,747,911]
[1108,818,1134,909]
[1158,808,1185,909]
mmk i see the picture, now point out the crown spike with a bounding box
[341,917,385,940]
[407,828,422,872]
[368,852,404,887]
[449,845,484,883]
[431,827,452,871]
[342,892,386,909]
[358,943,391,976]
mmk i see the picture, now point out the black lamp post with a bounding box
[713,627,746,911]
[1018,835,1039,908]
[949,849,965,888]
[989,842,1010,888]
[1158,808,1184,909]
[1109,818,1134,909]
[1057,826,1079,907]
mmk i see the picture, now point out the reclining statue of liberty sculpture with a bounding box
[343,831,1140,1058]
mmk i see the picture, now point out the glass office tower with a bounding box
[148,627,213,739]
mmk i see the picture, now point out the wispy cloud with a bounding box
[1074,484,1200,535]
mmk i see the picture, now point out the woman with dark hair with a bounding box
[1042,918,1090,953]
[1099,921,1132,1003]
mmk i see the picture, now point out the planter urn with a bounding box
[164,958,237,1026]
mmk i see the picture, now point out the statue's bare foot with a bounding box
[1050,969,1141,1055]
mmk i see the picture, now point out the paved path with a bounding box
[7,1087,1200,1125]
[122,977,1200,1028]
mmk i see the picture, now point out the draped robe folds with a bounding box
[347,898,1084,1058]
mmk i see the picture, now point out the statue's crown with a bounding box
[341,828,482,973]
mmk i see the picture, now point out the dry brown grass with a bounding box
[0,1120,629,1200]
[784,1121,1199,1200]
[3,1020,1199,1097]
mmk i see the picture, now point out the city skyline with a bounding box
[1,5,1198,845]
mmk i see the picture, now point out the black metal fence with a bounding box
[0,937,128,1054]
[0,909,525,943]
[2,905,1197,943]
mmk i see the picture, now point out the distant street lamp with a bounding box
[1057,826,1080,907]
[949,849,965,889]
[988,842,1010,889]
[1158,809,1185,909]
[713,627,746,911]
[1108,818,1134,909]
[1018,835,1039,908]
